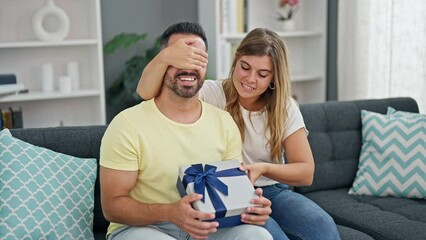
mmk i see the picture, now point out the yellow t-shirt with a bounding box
[100,99,242,236]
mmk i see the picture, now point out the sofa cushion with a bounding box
[336,225,374,240]
[0,129,97,239]
[349,109,426,198]
[304,188,426,240]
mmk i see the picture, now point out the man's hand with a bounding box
[161,38,208,70]
[169,194,218,239]
[241,188,271,226]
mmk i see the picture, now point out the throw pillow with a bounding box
[0,133,97,239]
[0,128,12,137]
[387,106,422,118]
[349,109,426,198]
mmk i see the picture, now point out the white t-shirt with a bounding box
[199,79,307,186]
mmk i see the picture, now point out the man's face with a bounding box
[163,34,207,98]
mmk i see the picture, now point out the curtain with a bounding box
[338,0,426,113]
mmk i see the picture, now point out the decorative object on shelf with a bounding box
[0,74,21,97]
[0,83,26,97]
[67,61,80,91]
[32,0,70,41]
[277,0,299,31]
[59,76,72,93]
[0,74,17,85]
[281,19,295,31]
[42,63,54,92]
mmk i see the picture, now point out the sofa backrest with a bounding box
[295,97,419,194]
[10,125,108,235]
[8,97,420,232]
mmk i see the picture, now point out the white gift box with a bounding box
[177,160,258,228]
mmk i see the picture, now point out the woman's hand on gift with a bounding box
[169,193,218,239]
[240,163,267,184]
[241,188,271,226]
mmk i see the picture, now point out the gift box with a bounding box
[176,160,258,228]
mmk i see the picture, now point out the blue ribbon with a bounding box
[182,163,246,218]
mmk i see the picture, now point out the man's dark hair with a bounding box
[160,22,208,51]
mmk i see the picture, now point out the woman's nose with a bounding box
[246,71,256,83]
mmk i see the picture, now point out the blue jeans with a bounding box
[261,183,341,240]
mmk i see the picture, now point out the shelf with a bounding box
[0,39,98,49]
[199,0,327,104]
[0,90,101,103]
[292,74,322,83]
[221,31,322,42]
[0,0,106,128]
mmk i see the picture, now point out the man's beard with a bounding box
[164,71,203,98]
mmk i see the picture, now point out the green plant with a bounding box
[104,33,160,108]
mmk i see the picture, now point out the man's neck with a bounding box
[154,90,202,124]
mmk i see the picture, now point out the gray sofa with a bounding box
[297,97,426,240]
[9,97,425,240]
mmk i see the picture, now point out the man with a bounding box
[100,22,273,240]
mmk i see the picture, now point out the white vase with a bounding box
[281,19,295,31]
[42,63,54,92]
[59,75,72,93]
[67,61,80,91]
[32,0,70,41]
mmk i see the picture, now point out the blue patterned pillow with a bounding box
[349,109,426,198]
[0,130,97,239]
[0,128,12,137]
[387,106,422,118]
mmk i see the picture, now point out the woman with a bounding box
[137,28,340,240]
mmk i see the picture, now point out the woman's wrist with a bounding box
[258,162,269,176]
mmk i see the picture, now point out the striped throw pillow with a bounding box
[349,109,426,198]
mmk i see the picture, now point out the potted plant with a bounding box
[104,33,160,109]
[277,0,299,31]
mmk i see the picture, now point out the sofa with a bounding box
[297,97,426,240]
[6,97,425,240]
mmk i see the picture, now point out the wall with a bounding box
[101,0,198,122]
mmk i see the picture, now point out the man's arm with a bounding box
[100,167,169,225]
[100,166,218,239]
[136,38,208,100]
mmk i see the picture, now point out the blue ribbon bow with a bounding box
[182,163,246,218]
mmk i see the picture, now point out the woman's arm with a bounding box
[241,128,315,186]
[136,38,208,100]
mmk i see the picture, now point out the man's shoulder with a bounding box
[110,100,153,125]
[118,100,152,115]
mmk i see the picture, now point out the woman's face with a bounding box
[233,55,274,104]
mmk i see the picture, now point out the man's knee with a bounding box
[233,225,273,240]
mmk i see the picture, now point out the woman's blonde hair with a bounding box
[223,28,293,163]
